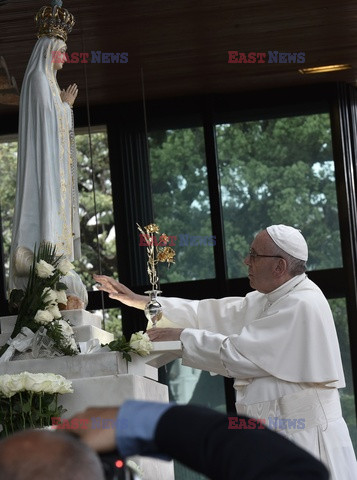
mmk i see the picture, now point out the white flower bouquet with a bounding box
[1,242,79,360]
[129,331,153,356]
[0,372,73,437]
[106,331,153,361]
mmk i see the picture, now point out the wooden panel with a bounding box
[0,0,356,115]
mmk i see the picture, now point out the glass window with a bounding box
[216,114,342,278]
[0,128,117,293]
[329,298,357,452]
[149,128,215,283]
[160,359,226,480]
[0,136,17,288]
[91,306,122,337]
[74,128,117,290]
[162,359,226,411]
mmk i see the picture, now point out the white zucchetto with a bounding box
[266,225,308,261]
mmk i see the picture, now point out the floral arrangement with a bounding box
[0,242,79,360]
[106,331,153,362]
[137,223,175,290]
[0,371,73,437]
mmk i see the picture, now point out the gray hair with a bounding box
[0,430,105,480]
[270,243,307,276]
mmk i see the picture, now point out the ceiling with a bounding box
[1,0,357,115]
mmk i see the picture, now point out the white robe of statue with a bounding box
[159,274,357,480]
[10,36,87,305]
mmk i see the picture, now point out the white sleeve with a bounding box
[180,329,270,379]
[160,296,246,333]
[159,297,201,328]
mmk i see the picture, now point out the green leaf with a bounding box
[8,289,25,313]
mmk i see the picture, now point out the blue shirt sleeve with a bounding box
[116,400,174,459]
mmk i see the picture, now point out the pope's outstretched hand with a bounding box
[93,274,147,310]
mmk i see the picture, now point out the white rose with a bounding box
[34,309,54,325]
[58,319,74,336]
[57,258,74,276]
[56,289,68,305]
[42,287,58,306]
[53,375,74,394]
[22,372,53,393]
[130,331,153,356]
[22,372,73,394]
[0,374,11,396]
[0,374,25,397]
[47,305,62,319]
[35,260,55,278]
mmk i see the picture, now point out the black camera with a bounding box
[99,451,140,480]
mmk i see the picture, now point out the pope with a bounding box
[94,224,357,480]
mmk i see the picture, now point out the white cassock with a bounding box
[159,273,357,479]
[10,36,87,304]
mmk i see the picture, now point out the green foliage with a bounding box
[8,289,25,313]
[101,308,123,337]
[0,391,66,438]
[9,243,63,338]
[0,141,17,256]
[0,117,341,284]
[46,321,77,357]
[217,115,341,276]
[74,132,117,289]
[149,128,215,282]
[329,298,353,394]
[0,242,78,358]
[149,114,342,281]
[340,394,357,451]
[106,336,135,362]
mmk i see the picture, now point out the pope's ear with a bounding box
[275,258,288,276]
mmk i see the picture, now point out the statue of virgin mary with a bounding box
[9,1,88,307]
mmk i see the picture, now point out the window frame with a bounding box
[0,83,356,418]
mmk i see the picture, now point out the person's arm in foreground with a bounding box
[69,401,328,480]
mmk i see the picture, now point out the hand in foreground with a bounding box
[64,407,119,453]
[60,83,78,107]
[147,327,184,342]
[93,274,147,309]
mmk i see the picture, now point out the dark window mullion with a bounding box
[203,108,228,296]
[106,119,154,339]
[330,83,357,415]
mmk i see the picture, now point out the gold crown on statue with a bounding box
[35,0,75,43]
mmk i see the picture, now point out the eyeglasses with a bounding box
[248,249,283,260]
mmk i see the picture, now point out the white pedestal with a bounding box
[0,343,182,379]
[0,309,182,480]
[0,310,114,347]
